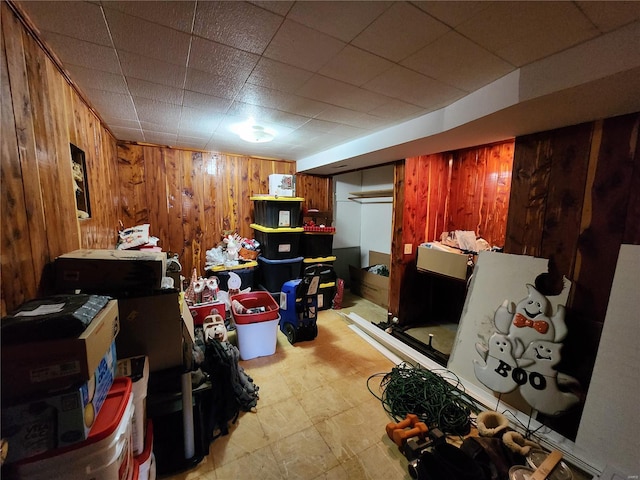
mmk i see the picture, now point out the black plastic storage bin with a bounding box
[304,263,337,310]
[301,226,335,258]
[251,224,303,259]
[205,261,257,291]
[258,256,304,293]
[251,196,304,228]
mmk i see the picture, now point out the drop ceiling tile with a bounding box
[287,1,392,42]
[101,117,141,130]
[296,75,390,112]
[193,1,283,54]
[364,65,465,109]
[182,91,233,113]
[319,45,394,87]
[314,107,388,131]
[237,83,331,119]
[188,37,259,79]
[263,19,346,72]
[143,131,178,145]
[184,68,243,99]
[83,89,137,119]
[455,2,599,66]
[368,99,425,120]
[352,2,450,62]
[102,1,196,33]
[412,1,492,28]
[126,78,184,105]
[139,121,178,135]
[296,118,343,134]
[39,32,121,74]
[17,1,111,45]
[314,105,368,126]
[402,31,514,92]
[134,97,182,126]
[577,1,640,33]
[226,102,309,130]
[175,137,209,150]
[110,126,145,142]
[104,8,191,66]
[64,65,127,95]
[178,107,222,135]
[119,51,187,89]
[246,57,314,93]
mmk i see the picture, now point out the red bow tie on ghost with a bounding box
[513,313,549,334]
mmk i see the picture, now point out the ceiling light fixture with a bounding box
[231,119,276,143]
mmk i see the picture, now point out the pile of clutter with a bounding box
[205,233,260,268]
[439,230,492,253]
[116,223,162,251]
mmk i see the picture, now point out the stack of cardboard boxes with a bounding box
[2,249,194,479]
[1,297,120,463]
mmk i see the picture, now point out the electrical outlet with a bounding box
[404,243,412,254]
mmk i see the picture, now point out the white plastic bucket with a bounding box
[135,420,153,480]
[117,356,149,456]
[15,378,134,480]
[235,316,280,360]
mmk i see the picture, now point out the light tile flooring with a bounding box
[164,291,412,480]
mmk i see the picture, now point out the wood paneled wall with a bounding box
[1,3,330,314]
[390,140,514,320]
[505,113,640,325]
[116,143,332,279]
[1,2,120,315]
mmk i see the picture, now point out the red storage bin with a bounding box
[230,291,279,324]
[188,301,226,325]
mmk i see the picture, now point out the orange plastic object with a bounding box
[385,414,429,447]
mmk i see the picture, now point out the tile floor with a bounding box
[164,291,412,480]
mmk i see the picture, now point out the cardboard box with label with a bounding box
[2,299,119,401]
[349,251,390,309]
[1,342,117,463]
[416,244,470,281]
[116,290,194,372]
[55,249,167,294]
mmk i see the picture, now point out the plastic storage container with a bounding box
[257,256,304,293]
[231,291,280,360]
[304,263,337,311]
[135,420,154,480]
[188,301,226,325]
[301,226,335,258]
[251,196,304,228]
[251,224,303,259]
[205,261,257,291]
[116,355,149,456]
[303,255,336,266]
[14,377,134,480]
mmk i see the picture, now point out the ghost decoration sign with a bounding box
[474,284,580,416]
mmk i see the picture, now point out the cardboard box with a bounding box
[55,249,167,294]
[116,291,194,372]
[416,244,469,281]
[1,342,117,463]
[349,251,390,309]
[2,300,119,400]
[268,174,295,197]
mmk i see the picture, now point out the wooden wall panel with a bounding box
[295,174,333,213]
[114,145,329,278]
[392,140,513,323]
[1,3,120,315]
[505,114,640,325]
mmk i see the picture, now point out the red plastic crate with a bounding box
[230,291,279,324]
